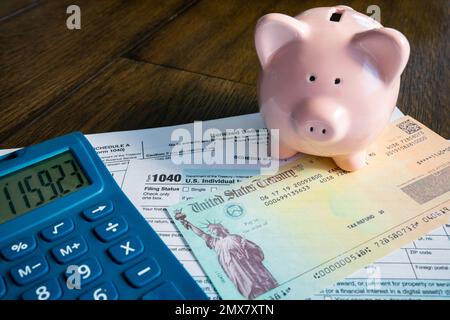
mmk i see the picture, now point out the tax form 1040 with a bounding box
[2,108,449,299]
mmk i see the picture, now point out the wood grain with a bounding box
[392,0,449,137]
[129,0,449,137]
[0,0,195,143]
[0,0,37,19]
[0,58,257,148]
[129,0,342,85]
[0,0,448,149]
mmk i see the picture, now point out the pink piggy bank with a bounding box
[255,6,410,171]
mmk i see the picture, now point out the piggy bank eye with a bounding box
[308,75,316,82]
[334,78,341,85]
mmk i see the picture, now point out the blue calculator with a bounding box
[0,132,208,300]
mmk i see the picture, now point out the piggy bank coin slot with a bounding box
[330,12,342,22]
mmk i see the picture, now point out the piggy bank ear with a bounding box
[350,28,410,84]
[255,13,308,68]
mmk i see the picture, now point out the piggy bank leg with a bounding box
[276,143,298,159]
[333,150,367,171]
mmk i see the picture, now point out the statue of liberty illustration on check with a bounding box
[175,209,278,299]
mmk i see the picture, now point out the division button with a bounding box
[94,216,128,242]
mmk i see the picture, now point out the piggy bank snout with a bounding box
[293,98,349,143]
[302,120,337,142]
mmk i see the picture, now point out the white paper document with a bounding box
[88,113,275,298]
[84,113,270,188]
[2,108,448,299]
[117,108,449,300]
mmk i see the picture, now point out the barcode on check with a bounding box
[397,119,422,135]
[401,166,450,204]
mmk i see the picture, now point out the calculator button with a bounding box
[41,219,74,242]
[65,257,102,288]
[124,258,161,288]
[1,236,36,261]
[94,216,128,242]
[79,281,118,300]
[22,279,62,300]
[142,282,184,300]
[108,236,144,264]
[0,276,6,298]
[51,235,88,264]
[83,201,114,221]
[10,256,49,286]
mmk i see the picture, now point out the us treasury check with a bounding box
[165,116,450,300]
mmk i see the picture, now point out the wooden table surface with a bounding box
[1,0,448,149]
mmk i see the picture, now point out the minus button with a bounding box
[137,267,151,276]
[124,258,161,288]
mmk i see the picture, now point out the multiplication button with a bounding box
[108,236,143,264]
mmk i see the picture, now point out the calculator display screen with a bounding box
[0,151,90,224]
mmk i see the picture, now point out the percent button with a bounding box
[1,236,37,261]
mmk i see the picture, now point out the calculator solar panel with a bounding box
[0,132,208,300]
